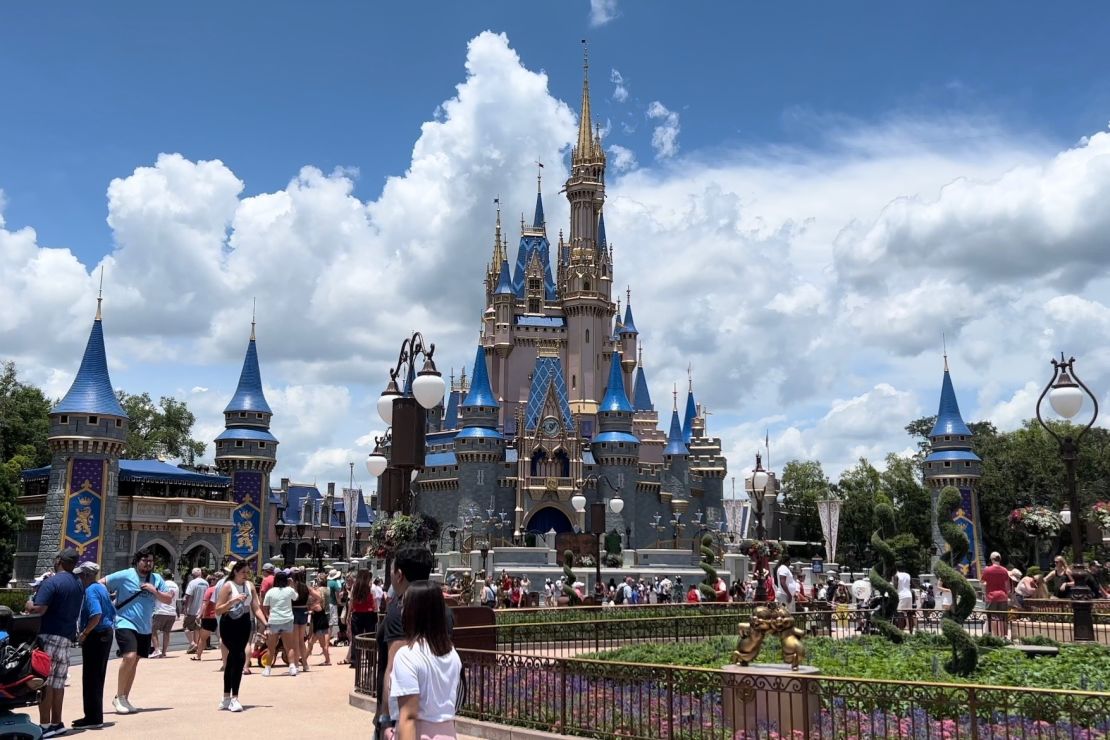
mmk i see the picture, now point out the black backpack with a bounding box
[613,585,625,605]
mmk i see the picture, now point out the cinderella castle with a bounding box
[408,51,729,550]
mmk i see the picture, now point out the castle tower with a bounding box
[618,288,639,390]
[662,390,690,525]
[923,357,985,578]
[37,295,129,573]
[564,43,613,423]
[593,351,638,538]
[453,346,505,531]
[215,320,278,572]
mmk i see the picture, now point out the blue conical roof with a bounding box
[494,259,514,295]
[929,369,972,437]
[462,346,497,408]
[225,335,272,414]
[54,316,127,417]
[598,212,607,249]
[444,388,461,429]
[619,302,638,335]
[682,390,697,443]
[600,352,634,413]
[664,408,688,457]
[533,191,545,228]
[633,366,654,411]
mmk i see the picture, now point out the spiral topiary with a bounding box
[935,485,979,675]
[698,534,718,601]
[561,549,581,605]
[867,503,906,643]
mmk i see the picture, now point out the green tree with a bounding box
[118,391,207,464]
[836,458,884,569]
[0,361,52,468]
[780,459,829,545]
[0,362,50,583]
[881,452,932,553]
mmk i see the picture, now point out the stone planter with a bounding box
[722,663,821,736]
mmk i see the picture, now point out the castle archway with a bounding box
[525,506,575,535]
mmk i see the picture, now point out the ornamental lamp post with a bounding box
[1035,353,1099,641]
[573,474,624,599]
[370,332,446,589]
[748,452,771,602]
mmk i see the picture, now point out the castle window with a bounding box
[60,415,68,424]
[259,442,267,449]
[584,280,591,291]
[944,435,951,441]
[115,418,122,427]
[477,470,485,485]
[528,298,541,313]
[240,412,247,418]
[572,375,576,389]
[585,329,590,343]
[235,440,244,448]
[257,413,264,419]
[943,461,951,468]
[528,278,541,293]
[88,416,98,425]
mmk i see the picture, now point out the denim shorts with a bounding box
[269,621,294,635]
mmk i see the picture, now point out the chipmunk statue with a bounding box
[731,605,774,665]
[772,611,806,671]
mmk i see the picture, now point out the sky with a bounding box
[3,2,1110,493]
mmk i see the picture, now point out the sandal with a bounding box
[337,659,350,665]
[242,668,252,675]
[318,661,331,666]
[191,656,202,661]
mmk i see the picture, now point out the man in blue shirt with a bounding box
[27,547,84,738]
[102,548,172,715]
[73,561,115,729]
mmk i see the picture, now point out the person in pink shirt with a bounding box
[981,552,1012,637]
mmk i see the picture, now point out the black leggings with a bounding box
[220,615,252,695]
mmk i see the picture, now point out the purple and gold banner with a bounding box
[62,458,106,566]
[228,471,263,573]
[954,486,985,580]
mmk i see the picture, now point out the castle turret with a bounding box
[924,356,985,578]
[37,295,129,573]
[454,346,502,460]
[215,320,278,573]
[619,288,639,388]
[682,375,698,444]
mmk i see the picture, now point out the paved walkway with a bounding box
[25,645,477,739]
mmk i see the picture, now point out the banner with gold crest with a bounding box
[62,458,106,565]
[228,471,263,572]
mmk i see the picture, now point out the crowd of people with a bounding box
[22,548,400,736]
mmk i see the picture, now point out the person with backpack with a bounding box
[102,548,173,716]
[26,548,84,738]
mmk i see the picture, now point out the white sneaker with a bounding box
[218,697,232,711]
[149,650,162,659]
[228,698,243,713]
[121,696,138,713]
[289,665,298,677]
[262,666,271,677]
[113,697,132,715]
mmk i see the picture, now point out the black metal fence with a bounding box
[453,649,1110,739]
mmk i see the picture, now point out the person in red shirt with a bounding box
[686,585,701,603]
[194,575,219,662]
[259,563,276,597]
[982,551,1012,637]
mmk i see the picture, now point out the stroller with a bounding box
[0,608,51,740]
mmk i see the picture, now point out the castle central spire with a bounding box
[577,40,593,156]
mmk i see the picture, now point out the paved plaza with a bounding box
[27,644,479,739]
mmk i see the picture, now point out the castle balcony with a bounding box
[118,495,237,531]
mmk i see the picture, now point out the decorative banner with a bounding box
[816,498,842,564]
[955,487,985,580]
[229,471,263,572]
[62,458,106,566]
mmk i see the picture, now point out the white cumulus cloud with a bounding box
[610,68,629,102]
[646,100,680,159]
[608,144,638,173]
[589,0,619,26]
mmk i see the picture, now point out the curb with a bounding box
[348,691,568,740]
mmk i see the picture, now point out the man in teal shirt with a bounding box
[102,549,172,715]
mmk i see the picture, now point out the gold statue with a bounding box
[731,603,807,671]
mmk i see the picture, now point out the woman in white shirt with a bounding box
[389,580,461,740]
[261,570,299,677]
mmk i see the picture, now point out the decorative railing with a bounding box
[453,650,1110,739]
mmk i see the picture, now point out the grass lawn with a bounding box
[585,633,1110,690]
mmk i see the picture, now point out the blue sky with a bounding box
[3,2,1110,487]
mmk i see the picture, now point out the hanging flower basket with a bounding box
[1090,502,1110,532]
[744,539,783,561]
[1009,506,1064,540]
[367,513,438,559]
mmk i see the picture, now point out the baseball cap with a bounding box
[262,563,275,572]
[74,561,101,576]
[56,547,79,565]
